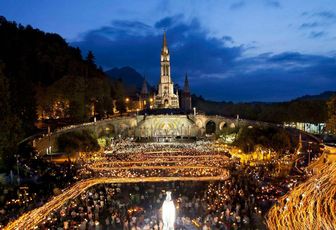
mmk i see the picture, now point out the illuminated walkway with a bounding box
[5,176,229,230]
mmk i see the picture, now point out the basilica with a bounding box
[139,32,192,112]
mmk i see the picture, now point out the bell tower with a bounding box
[154,32,179,109]
[181,73,192,112]
[160,31,171,84]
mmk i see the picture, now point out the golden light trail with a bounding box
[90,165,219,170]
[266,161,336,230]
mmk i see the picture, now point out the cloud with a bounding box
[264,0,281,8]
[229,0,280,10]
[309,31,327,39]
[154,14,183,29]
[299,22,320,29]
[301,10,336,24]
[73,15,243,81]
[72,15,336,102]
[222,36,234,43]
[298,11,334,39]
[230,1,245,10]
[193,52,336,101]
[314,11,336,20]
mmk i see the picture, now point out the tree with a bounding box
[326,96,336,134]
[111,79,126,114]
[233,126,294,154]
[57,130,100,154]
[86,51,96,68]
[0,64,23,170]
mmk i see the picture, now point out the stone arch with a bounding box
[164,99,169,108]
[219,121,227,130]
[205,120,216,134]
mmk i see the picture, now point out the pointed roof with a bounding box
[183,73,190,93]
[162,30,167,48]
[141,78,148,95]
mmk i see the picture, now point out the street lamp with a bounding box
[181,124,184,137]
[14,154,20,185]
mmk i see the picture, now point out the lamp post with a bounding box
[125,97,129,112]
[181,124,184,138]
[14,154,20,185]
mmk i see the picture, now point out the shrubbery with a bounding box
[233,126,297,154]
[57,130,99,154]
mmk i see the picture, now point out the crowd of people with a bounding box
[103,139,218,155]
[0,146,79,228]
[38,175,264,230]
[75,139,231,180]
[1,137,313,229]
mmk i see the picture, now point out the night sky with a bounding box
[1,0,336,102]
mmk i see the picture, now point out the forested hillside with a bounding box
[193,94,331,123]
[0,17,124,169]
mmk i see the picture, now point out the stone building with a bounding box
[154,32,180,109]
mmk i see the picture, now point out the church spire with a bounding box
[163,30,167,49]
[141,78,148,95]
[183,73,190,93]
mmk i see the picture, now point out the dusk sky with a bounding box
[1,0,336,102]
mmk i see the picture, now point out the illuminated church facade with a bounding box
[154,32,180,109]
[139,32,191,112]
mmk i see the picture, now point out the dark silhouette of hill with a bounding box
[192,91,334,123]
[105,66,152,91]
[295,91,336,101]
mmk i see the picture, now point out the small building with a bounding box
[283,122,326,134]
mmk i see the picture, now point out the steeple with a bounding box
[160,31,171,83]
[183,73,190,93]
[181,72,192,112]
[139,77,150,110]
[154,31,179,109]
[161,31,169,57]
[162,30,167,49]
[141,78,148,95]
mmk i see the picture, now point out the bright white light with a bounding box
[162,191,175,230]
